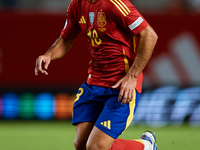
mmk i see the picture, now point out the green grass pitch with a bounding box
[0,121,199,150]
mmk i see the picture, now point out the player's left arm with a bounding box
[112,25,158,104]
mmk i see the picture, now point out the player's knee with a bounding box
[74,139,87,150]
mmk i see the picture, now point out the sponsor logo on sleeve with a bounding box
[128,17,144,30]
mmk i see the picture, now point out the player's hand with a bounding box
[112,75,137,105]
[35,54,51,76]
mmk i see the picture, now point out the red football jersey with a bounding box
[61,0,149,93]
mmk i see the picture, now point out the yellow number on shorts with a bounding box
[75,88,84,102]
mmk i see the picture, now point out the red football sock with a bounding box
[109,139,144,150]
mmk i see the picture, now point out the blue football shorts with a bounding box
[72,82,141,139]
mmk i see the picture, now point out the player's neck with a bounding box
[88,0,98,3]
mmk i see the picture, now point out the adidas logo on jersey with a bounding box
[100,120,111,129]
[79,16,86,24]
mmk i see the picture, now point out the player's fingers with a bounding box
[127,91,133,103]
[35,57,49,75]
[119,82,127,103]
[38,67,48,75]
[37,58,44,71]
[43,70,48,75]
[35,58,41,75]
[128,89,136,103]
[112,79,122,89]
[35,58,42,72]
[35,68,38,76]
[121,90,128,104]
[35,59,38,75]
[123,89,133,104]
[35,58,39,68]
[130,91,134,101]
[43,61,49,75]
[118,89,124,102]
[124,88,135,104]
[44,60,50,70]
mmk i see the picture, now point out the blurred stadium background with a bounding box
[0,0,200,150]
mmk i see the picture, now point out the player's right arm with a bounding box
[35,37,75,76]
[35,0,80,76]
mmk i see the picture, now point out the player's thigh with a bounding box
[86,126,115,150]
[74,122,95,148]
[95,89,141,139]
[73,82,105,125]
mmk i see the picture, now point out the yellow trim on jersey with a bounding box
[125,90,136,130]
[123,49,129,73]
[113,0,130,16]
[118,0,131,13]
[110,0,130,17]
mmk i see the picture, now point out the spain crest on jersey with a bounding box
[97,12,107,27]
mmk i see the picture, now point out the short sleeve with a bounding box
[109,0,149,35]
[61,0,81,39]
